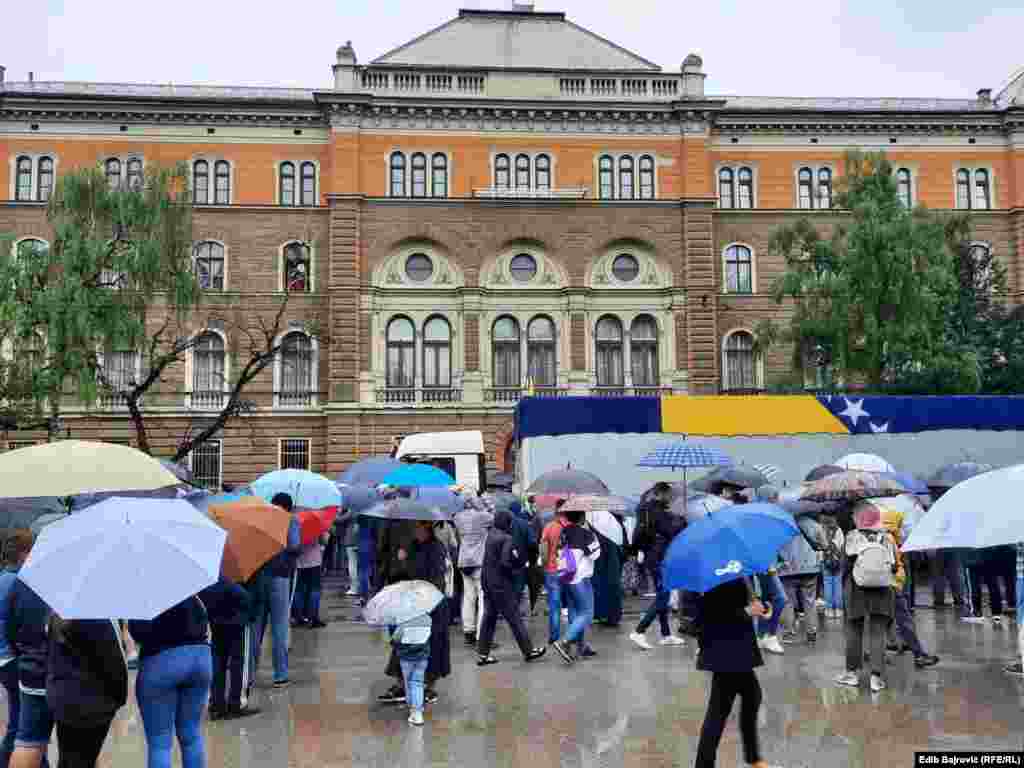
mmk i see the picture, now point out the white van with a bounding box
[395,430,487,493]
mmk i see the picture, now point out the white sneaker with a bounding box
[870,674,886,692]
[408,709,424,726]
[961,616,986,624]
[834,671,860,687]
[761,635,785,655]
[660,635,686,647]
[629,632,653,651]
[345,589,357,596]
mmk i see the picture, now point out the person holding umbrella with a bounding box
[629,482,686,651]
[259,493,301,689]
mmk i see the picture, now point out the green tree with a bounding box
[757,150,963,391]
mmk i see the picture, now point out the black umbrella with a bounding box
[526,468,609,496]
[0,497,67,530]
[689,465,769,493]
[926,461,994,491]
[805,464,844,481]
[360,498,452,522]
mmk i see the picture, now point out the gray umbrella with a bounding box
[360,498,452,522]
[526,469,609,496]
[689,465,769,493]
[926,461,994,491]
[0,497,68,530]
[805,464,844,481]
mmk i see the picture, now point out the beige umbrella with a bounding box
[0,440,180,498]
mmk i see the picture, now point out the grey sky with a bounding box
[8,0,1023,99]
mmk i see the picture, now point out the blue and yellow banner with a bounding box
[513,394,1024,441]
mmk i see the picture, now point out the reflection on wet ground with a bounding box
[23,598,1024,767]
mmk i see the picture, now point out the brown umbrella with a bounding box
[207,496,290,583]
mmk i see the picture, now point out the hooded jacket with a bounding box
[7,578,50,693]
[454,500,494,570]
[128,595,209,661]
[635,497,684,566]
[46,618,127,726]
[481,510,519,593]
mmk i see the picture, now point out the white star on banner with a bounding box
[869,421,890,434]
[838,397,869,427]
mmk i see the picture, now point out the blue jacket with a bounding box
[6,579,51,692]
[129,595,209,660]
[0,567,20,664]
[269,516,302,579]
[198,577,250,626]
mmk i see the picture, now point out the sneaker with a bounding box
[424,689,439,705]
[886,643,908,655]
[345,588,358,596]
[992,615,1003,625]
[377,685,406,704]
[914,654,939,668]
[525,647,547,662]
[477,655,500,667]
[272,679,291,689]
[642,592,657,598]
[1003,662,1024,677]
[408,709,424,726]
[870,674,886,692]
[761,636,785,655]
[834,671,860,687]
[310,620,327,629]
[961,616,987,624]
[629,632,653,651]
[659,635,686,647]
[551,640,575,665]
[227,706,262,719]
[806,631,817,644]
[781,632,799,645]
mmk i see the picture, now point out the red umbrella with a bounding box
[297,507,338,545]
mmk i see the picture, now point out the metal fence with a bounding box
[191,440,222,490]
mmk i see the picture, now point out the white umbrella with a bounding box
[586,509,624,546]
[903,464,1024,552]
[870,494,925,540]
[20,497,226,620]
[835,453,894,473]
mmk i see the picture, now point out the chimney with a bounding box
[977,87,992,105]
[681,53,705,98]
[333,41,358,91]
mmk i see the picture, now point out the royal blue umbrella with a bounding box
[337,457,403,487]
[662,502,799,593]
[637,440,733,489]
[381,463,455,488]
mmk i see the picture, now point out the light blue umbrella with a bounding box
[410,486,462,514]
[251,469,341,510]
[638,440,734,488]
[19,497,226,620]
[662,502,799,593]
[363,580,444,626]
[381,463,455,488]
[337,457,403,487]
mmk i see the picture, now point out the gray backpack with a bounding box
[852,531,894,589]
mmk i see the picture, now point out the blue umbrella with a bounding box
[381,463,455,488]
[361,498,452,522]
[638,440,733,489]
[409,486,462,514]
[337,457,403,487]
[885,472,928,496]
[662,503,799,593]
[338,484,381,513]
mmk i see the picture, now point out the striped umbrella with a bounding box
[638,440,733,488]
[752,463,783,483]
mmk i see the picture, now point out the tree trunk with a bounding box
[127,397,152,455]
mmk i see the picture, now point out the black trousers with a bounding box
[56,719,113,768]
[969,563,1003,616]
[694,671,762,768]
[211,623,245,711]
[477,588,533,657]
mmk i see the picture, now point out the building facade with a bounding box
[2,7,1023,485]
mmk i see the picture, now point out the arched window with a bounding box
[718,167,734,209]
[411,153,427,197]
[193,160,209,204]
[724,331,758,391]
[126,158,143,191]
[724,245,753,294]
[15,157,32,201]
[619,156,634,200]
[974,169,991,210]
[630,315,659,388]
[515,154,530,189]
[422,317,451,389]
[279,162,295,206]
[527,316,556,387]
[956,169,971,209]
[38,157,54,202]
[598,155,614,199]
[280,331,314,406]
[798,168,813,209]
[194,242,225,291]
[431,154,447,198]
[105,158,121,189]
[386,317,415,389]
[214,161,230,204]
[493,316,520,389]
[595,315,624,387]
[897,168,912,208]
[192,332,225,409]
[639,155,655,200]
[817,168,832,208]
[390,152,406,196]
[535,154,551,191]
[738,167,753,209]
[494,154,510,189]
[283,242,311,293]
[300,162,316,205]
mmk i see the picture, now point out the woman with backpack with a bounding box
[834,503,897,692]
[551,508,602,665]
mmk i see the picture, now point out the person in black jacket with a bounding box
[46,617,126,768]
[476,510,546,667]
[629,483,686,650]
[7,573,54,768]
[200,577,254,721]
[692,578,772,768]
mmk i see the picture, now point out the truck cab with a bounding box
[395,430,487,494]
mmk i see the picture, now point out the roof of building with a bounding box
[370,8,661,72]
[0,81,317,102]
[721,95,995,112]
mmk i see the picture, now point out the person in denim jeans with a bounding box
[129,596,213,768]
[390,614,431,726]
[259,493,302,688]
[629,484,686,651]
[0,531,35,768]
[754,570,787,655]
[540,502,570,644]
[551,509,601,665]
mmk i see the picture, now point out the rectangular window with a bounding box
[280,438,310,471]
[190,440,222,491]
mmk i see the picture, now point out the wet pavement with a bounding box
[29,588,1024,767]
